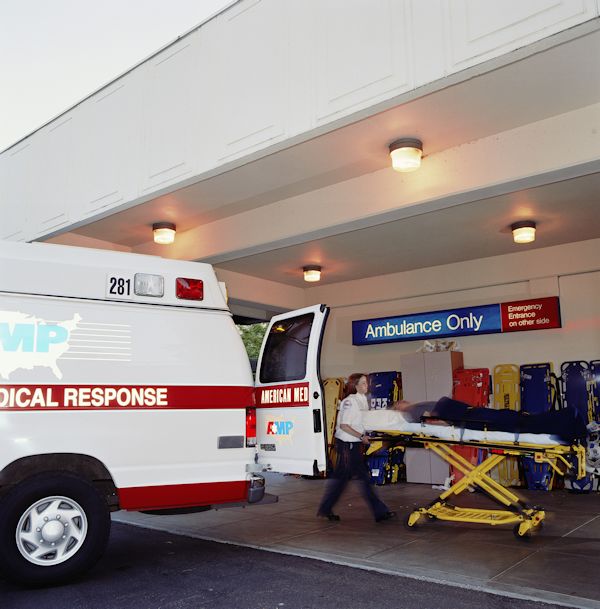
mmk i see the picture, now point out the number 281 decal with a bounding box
[106,275,132,298]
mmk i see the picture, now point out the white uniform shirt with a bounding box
[335,392,368,442]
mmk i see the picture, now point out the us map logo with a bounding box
[0,311,134,380]
[0,311,81,380]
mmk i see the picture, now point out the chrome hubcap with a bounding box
[16,496,88,566]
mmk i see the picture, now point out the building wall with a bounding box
[1,0,597,242]
[309,238,600,378]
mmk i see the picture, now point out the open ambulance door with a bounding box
[255,304,330,476]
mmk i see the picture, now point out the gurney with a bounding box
[363,409,586,538]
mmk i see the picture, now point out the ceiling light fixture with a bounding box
[389,138,423,172]
[153,222,176,245]
[303,265,322,283]
[511,220,536,244]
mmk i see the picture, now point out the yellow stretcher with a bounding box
[366,429,586,538]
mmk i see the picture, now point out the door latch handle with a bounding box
[313,409,322,433]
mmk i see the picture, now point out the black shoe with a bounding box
[318,512,341,521]
[376,511,397,523]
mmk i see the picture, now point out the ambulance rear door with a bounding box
[255,304,329,476]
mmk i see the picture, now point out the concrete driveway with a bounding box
[114,473,600,609]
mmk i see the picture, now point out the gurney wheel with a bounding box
[404,512,421,529]
[512,523,532,540]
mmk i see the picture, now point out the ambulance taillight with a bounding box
[176,277,203,300]
[246,407,257,447]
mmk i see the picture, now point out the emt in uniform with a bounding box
[317,373,396,522]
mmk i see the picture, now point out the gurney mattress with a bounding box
[363,409,563,446]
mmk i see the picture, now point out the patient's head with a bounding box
[390,400,413,412]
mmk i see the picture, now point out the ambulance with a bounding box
[0,241,329,585]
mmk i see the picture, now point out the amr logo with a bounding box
[267,420,294,436]
[0,323,69,352]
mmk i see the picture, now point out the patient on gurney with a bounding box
[387,397,587,444]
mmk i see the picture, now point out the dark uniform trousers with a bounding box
[318,439,389,520]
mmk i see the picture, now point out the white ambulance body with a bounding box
[0,241,329,585]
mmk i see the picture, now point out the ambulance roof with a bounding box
[0,241,229,311]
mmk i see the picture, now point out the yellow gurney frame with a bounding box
[367,430,586,538]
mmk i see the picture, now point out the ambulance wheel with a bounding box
[0,473,111,586]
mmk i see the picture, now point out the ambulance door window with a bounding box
[259,313,314,383]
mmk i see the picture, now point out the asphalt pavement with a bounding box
[1,523,569,609]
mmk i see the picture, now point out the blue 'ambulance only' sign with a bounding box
[352,304,502,345]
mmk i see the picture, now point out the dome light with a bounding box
[511,221,536,244]
[153,222,176,245]
[389,138,423,172]
[303,265,322,282]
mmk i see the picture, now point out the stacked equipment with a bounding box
[491,364,522,486]
[450,368,489,482]
[583,421,600,491]
[323,377,345,473]
[366,370,403,485]
[520,363,556,491]
[361,356,599,492]
[591,361,600,422]
[561,360,600,492]
[561,361,594,424]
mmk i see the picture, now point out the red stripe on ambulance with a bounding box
[118,480,249,511]
[0,385,255,410]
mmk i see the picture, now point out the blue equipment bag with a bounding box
[522,459,554,491]
[367,371,402,410]
[388,446,405,484]
[565,473,597,493]
[565,451,599,494]
[367,449,389,485]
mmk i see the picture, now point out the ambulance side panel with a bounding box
[0,293,255,510]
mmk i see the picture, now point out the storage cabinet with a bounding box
[401,351,463,484]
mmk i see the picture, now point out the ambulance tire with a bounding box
[0,473,111,586]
